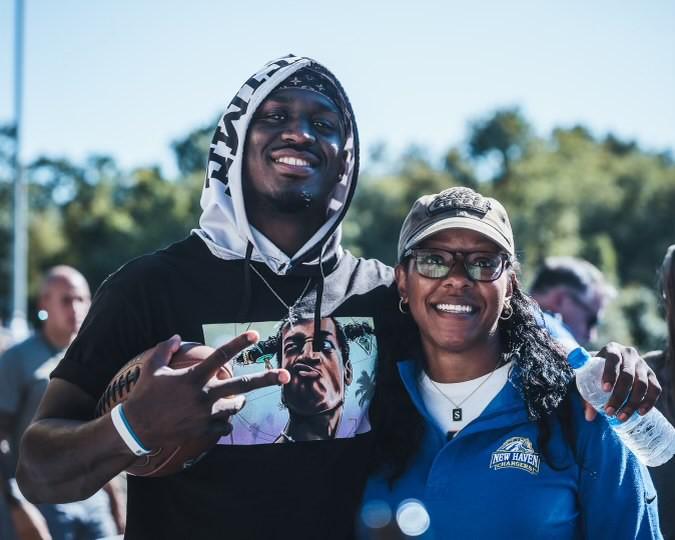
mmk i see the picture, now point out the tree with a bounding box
[468,107,532,182]
[171,120,217,176]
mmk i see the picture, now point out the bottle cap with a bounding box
[568,347,591,369]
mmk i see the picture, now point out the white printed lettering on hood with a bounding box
[193,54,358,276]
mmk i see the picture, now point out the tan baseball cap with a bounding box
[397,186,514,261]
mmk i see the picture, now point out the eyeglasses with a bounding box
[403,248,511,282]
[566,290,599,329]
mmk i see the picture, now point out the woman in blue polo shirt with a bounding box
[364,187,661,539]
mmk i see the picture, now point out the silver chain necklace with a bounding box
[428,361,500,422]
[250,265,312,325]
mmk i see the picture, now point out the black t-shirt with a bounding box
[53,234,395,540]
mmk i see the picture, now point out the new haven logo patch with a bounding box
[490,437,540,475]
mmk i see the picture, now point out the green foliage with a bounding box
[468,107,532,181]
[171,120,217,176]
[345,149,459,265]
[0,131,204,319]
[0,108,673,353]
[608,285,668,352]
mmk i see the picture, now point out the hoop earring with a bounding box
[398,298,409,314]
[500,303,513,320]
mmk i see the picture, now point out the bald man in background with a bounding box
[0,266,124,540]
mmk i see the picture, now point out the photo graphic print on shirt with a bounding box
[203,317,376,445]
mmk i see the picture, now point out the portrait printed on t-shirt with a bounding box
[203,316,376,445]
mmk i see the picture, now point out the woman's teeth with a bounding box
[435,303,474,314]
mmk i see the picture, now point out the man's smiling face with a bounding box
[242,87,346,216]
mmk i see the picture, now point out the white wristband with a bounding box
[110,403,151,456]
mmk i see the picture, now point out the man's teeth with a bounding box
[275,156,311,167]
[435,304,474,313]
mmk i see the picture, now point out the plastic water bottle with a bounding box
[575,353,675,467]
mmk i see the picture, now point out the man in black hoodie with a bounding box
[16,55,662,539]
[17,55,393,540]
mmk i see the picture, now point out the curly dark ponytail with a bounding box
[500,278,573,420]
[500,277,576,470]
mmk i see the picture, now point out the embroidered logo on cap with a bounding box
[489,437,540,475]
[428,187,492,217]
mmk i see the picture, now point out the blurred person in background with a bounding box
[0,266,124,540]
[2,473,52,539]
[645,244,675,540]
[365,187,660,539]
[0,325,26,539]
[0,325,13,356]
[530,256,616,348]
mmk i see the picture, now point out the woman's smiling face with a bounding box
[396,228,513,359]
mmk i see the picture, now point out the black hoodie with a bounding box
[53,55,395,539]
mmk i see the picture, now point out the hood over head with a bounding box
[194,54,359,277]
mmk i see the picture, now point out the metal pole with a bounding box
[10,0,28,340]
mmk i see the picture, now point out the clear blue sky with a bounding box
[1,0,673,178]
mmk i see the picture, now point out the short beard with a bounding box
[266,190,315,214]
